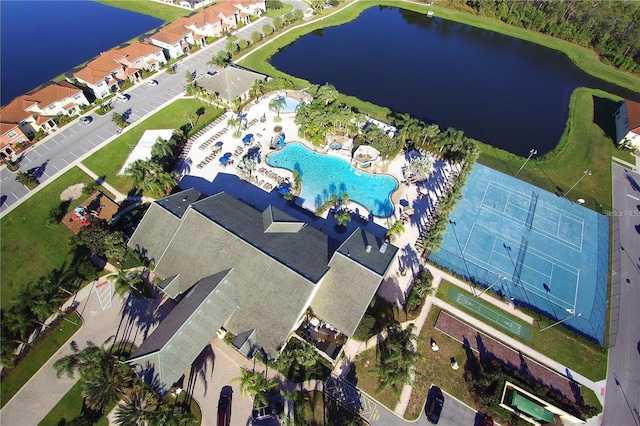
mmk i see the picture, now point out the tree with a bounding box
[83,360,133,412]
[238,39,250,50]
[272,16,283,29]
[15,170,38,187]
[251,31,262,44]
[185,70,194,83]
[408,153,434,181]
[184,112,195,129]
[262,24,274,36]
[207,50,232,68]
[385,220,405,241]
[111,112,127,129]
[114,386,159,426]
[225,39,238,53]
[232,368,277,406]
[269,97,286,120]
[315,84,339,105]
[334,210,351,228]
[227,116,241,137]
[126,159,150,190]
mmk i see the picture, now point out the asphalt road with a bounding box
[603,164,640,426]
[0,16,273,217]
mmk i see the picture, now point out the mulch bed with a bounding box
[62,191,120,235]
[435,310,581,405]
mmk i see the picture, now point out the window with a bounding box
[74,94,81,100]
[8,130,17,138]
[48,103,57,110]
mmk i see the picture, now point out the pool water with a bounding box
[277,96,300,114]
[267,143,397,217]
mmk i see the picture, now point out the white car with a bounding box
[146,80,158,87]
[115,93,129,102]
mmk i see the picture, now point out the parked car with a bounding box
[481,414,494,426]
[217,386,233,426]
[425,386,444,424]
[79,116,92,125]
[115,93,129,102]
[146,79,158,87]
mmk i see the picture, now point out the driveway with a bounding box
[603,163,640,426]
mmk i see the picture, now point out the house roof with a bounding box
[0,96,34,122]
[24,82,82,110]
[196,66,266,103]
[129,187,398,360]
[116,42,163,62]
[127,270,238,391]
[625,99,640,134]
[73,51,124,84]
[310,229,397,336]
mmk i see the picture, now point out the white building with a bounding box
[614,99,640,152]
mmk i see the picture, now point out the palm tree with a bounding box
[114,269,150,300]
[114,386,159,426]
[315,84,339,105]
[83,360,133,412]
[227,116,241,137]
[232,368,277,406]
[126,159,150,190]
[334,210,351,228]
[184,112,195,129]
[385,220,405,241]
[53,340,113,379]
[293,342,318,370]
[269,97,286,121]
[207,50,231,68]
[237,157,256,180]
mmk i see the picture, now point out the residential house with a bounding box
[73,42,164,99]
[0,81,89,140]
[127,188,397,392]
[0,123,29,161]
[148,0,265,59]
[615,99,640,152]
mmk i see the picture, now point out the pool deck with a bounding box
[177,91,459,304]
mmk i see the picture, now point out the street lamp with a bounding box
[563,170,591,199]
[475,273,506,298]
[515,149,537,178]
[539,308,581,332]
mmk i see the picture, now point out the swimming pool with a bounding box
[267,143,397,217]
[276,96,300,114]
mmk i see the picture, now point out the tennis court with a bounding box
[448,287,532,341]
[429,165,609,344]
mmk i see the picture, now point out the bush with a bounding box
[353,314,375,341]
[266,0,283,10]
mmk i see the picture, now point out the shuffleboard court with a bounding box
[429,164,609,344]
[447,287,532,341]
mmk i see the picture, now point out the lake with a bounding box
[270,6,640,156]
[0,1,163,106]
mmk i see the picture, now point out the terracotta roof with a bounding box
[626,100,640,134]
[0,96,33,123]
[1,122,19,137]
[74,51,124,84]
[62,102,75,110]
[36,115,54,125]
[24,83,82,110]
[116,42,162,60]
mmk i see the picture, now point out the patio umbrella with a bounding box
[224,152,232,158]
[242,134,254,144]
[219,156,229,164]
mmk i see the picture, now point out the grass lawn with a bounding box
[0,167,112,310]
[95,0,190,23]
[1,311,82,407]
[81,99,224,195]
[436,280,607,381]
[264,2,293,19]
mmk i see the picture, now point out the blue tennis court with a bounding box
[429,164,609,344]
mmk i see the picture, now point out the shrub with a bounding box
[353,314,375,341]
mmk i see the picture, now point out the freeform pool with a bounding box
[276,96,300,114]
[267,143,397,217]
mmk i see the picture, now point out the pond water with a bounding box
[270,6,640,156]
[1,1,162,106]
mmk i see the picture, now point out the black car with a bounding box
[425,386,445,424]
[218,386,233,426]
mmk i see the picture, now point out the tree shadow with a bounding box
[185,344,215,398]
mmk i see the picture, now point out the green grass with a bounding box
[0,167,111,310]
[436,280,607,381]
[264,2,294,19]
[39,378,110,426]
[82,99,224,195]
[1,311,82,407]
[95,0,191,23]
[477,87,630,212]
[350,347,402,411]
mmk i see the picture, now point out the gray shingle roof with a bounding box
[336,228,398,276]
[128,202,182,266]
[197,66,266,103]
[127,270,238,390]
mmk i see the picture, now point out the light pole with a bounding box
[563,170,591,199]
[613,373,640,426]
[539,308,581,332]
[476,273,506,298]
[515,149,537,178]
[449,220,476,295]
